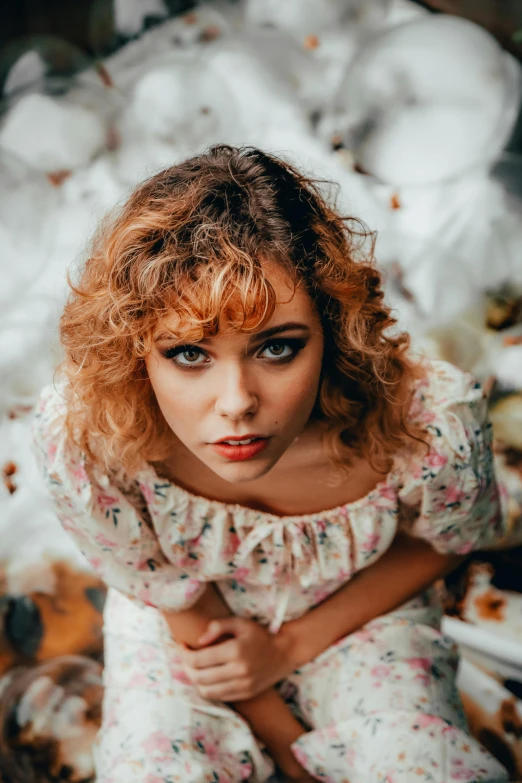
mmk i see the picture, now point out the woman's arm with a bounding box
[163,582,231,647]
[280,532,464,669]
[163,587,312,781]
[180,533,464,702]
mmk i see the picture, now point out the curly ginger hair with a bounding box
[59,145,422,478]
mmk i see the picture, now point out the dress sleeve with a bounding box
[31,384,206,611]
[397,363,507,555]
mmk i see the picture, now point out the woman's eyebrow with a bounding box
[246,322,310,342]
[154,321,310,344]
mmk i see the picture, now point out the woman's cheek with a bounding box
[271,370,318,420]
[150,373,190,426]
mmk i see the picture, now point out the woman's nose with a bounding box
[214,366,258,420]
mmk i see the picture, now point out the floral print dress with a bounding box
[32,360,510,783]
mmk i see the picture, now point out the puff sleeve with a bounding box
[397,361,507,555]
[31,384,206,611]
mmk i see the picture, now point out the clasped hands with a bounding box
[179,616,296,702]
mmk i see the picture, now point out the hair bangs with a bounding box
[155,255,283,346]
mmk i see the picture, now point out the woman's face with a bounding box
[145,264,324,484]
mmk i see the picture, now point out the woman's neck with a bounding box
[153,421,388,517]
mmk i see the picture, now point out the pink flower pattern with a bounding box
[32,360,511,782]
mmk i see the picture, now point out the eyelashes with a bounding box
[161,338,306,369]
[162,344,205,366]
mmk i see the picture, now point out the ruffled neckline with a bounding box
[136,459,399,526]
[135,460,402,632]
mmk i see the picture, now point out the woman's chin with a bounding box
[206,454,279,485]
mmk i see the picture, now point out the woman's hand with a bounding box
[179,616,294,701]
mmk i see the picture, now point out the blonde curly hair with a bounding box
[59,145,421,478]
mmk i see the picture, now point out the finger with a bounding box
[197,617,245,647]
[181,638,238,669]
[198,680,252,703]
[186,662,240,686]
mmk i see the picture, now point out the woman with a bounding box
[32,145,508,782]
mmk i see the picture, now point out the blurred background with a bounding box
[0,1,522,780]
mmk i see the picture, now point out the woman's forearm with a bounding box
[163,586,307,774]
[280,533,463,669]
[236,690,308,778]
[163,583,232,649]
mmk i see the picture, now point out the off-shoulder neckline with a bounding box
[133,365,446,523]
[136,460,399,524]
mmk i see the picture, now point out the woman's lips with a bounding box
[210,438,270,461]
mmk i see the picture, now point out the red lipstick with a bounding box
[211,436,270,461]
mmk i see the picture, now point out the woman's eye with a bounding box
[264,342,289,358]
[179,349,204,365]
[260,340,303,361]
[163,345,207,367]
[162,338,305,366]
